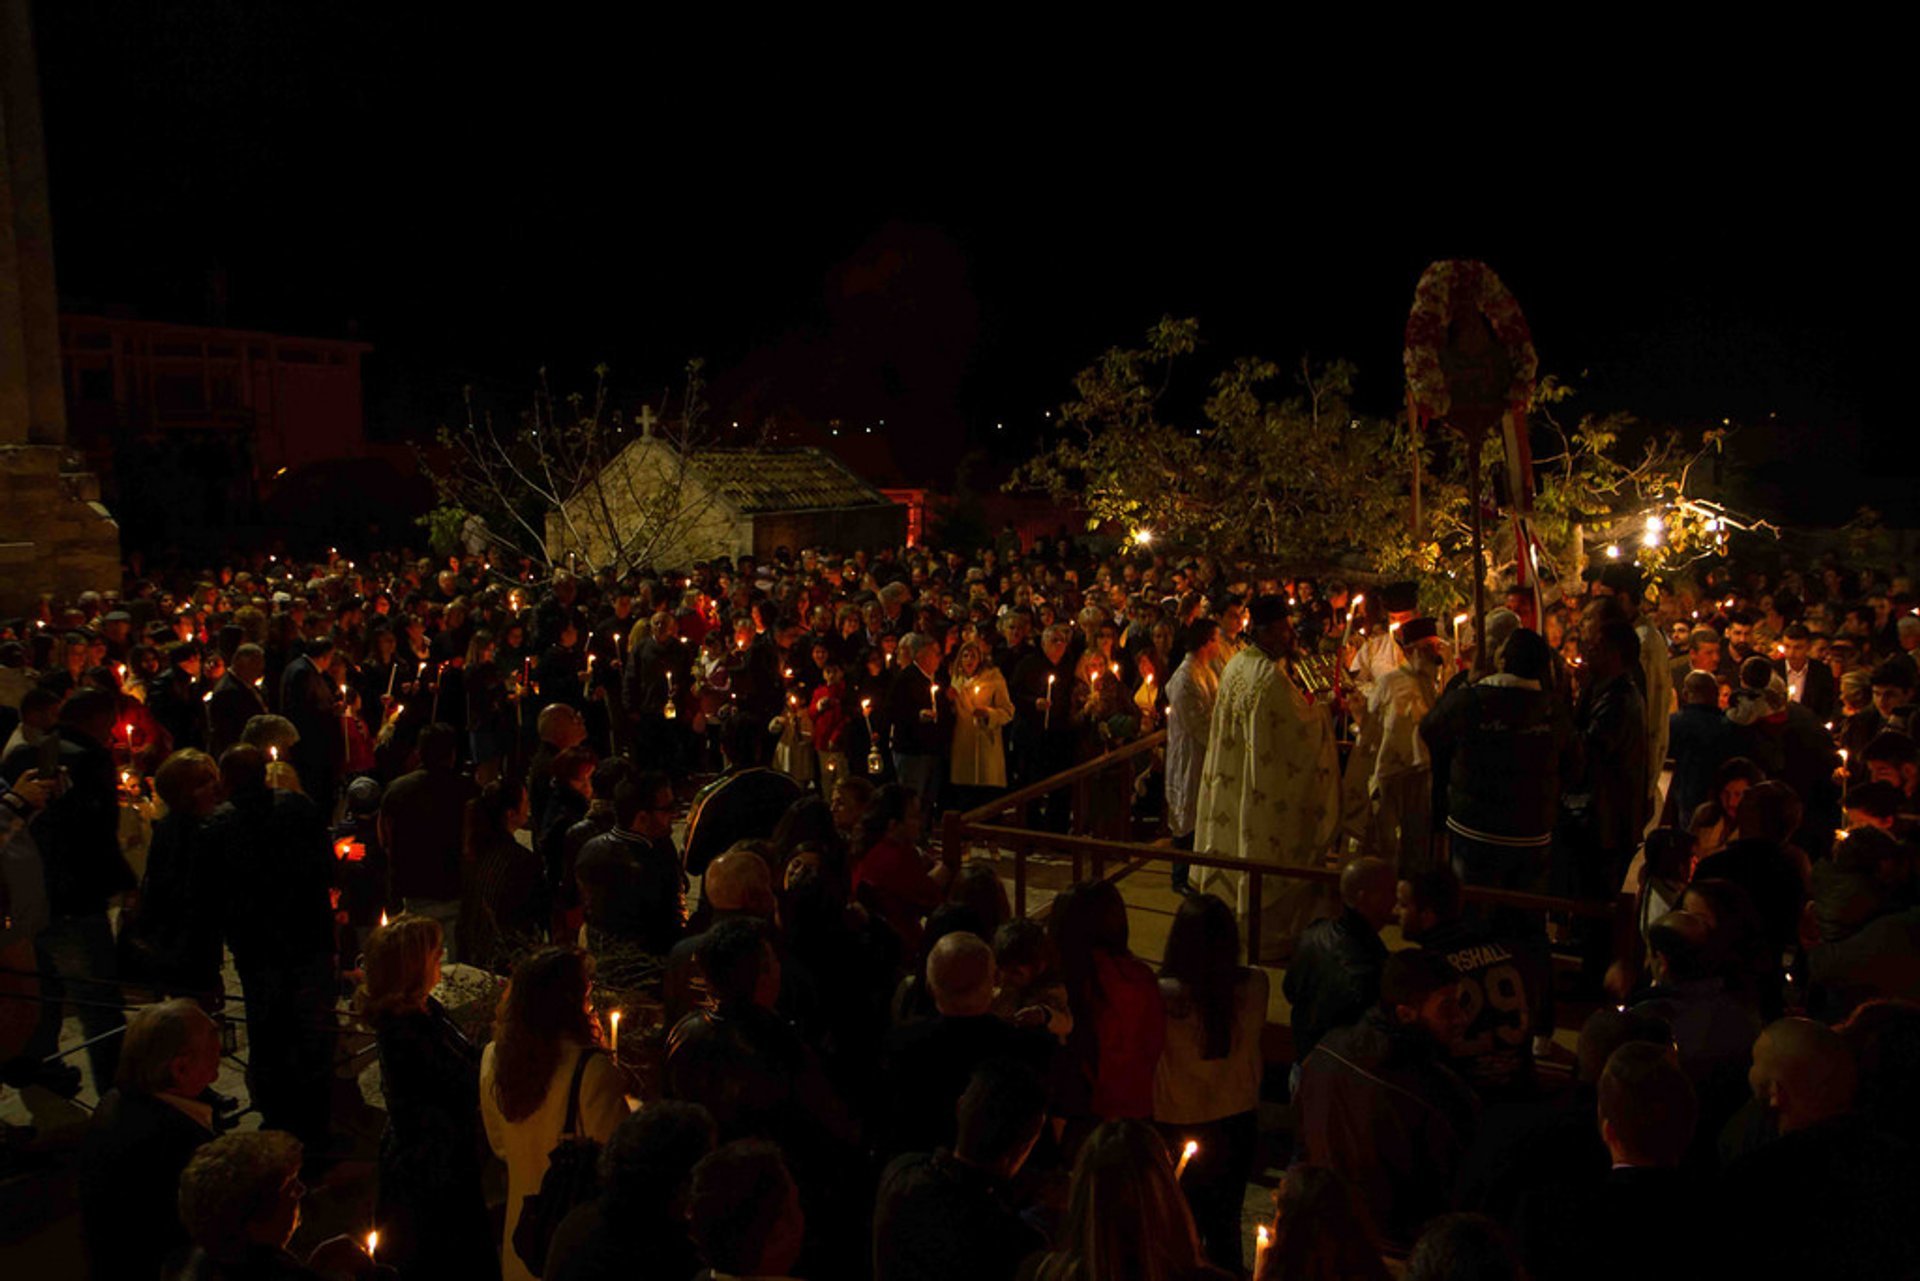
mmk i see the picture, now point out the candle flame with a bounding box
[378,911,388,928]
[1257,1225,1271,1247]
[366,1229,378,1258]
[269,745,278,761]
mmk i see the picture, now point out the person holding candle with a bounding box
[1153,894,1269,1273]
[482,947,627,1281]
[5,688,134,1096]
[947,639,1014,809]
[358,913,498,1280]
[199,743,338,1160]
[1016,1119,1230,1281]
[885,632,954,828]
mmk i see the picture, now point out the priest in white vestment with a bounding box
[1196,595,1340,961]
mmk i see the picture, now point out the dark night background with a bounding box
[29,5,1905,527]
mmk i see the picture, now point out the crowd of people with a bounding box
[0,532,1917,1279]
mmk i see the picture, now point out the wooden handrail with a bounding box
[959,728,1167,823]
[956,822,1628,923]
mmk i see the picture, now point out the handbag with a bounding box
[509,1046,604,1274]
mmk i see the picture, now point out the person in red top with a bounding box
[851,783,950,952]
[1051,880,1167,1132]
[810,661,852,801]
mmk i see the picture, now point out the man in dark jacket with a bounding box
[1716,1018,1920,1278]
[1008,624,1076,829]
[1517,1043,1703,1281]
[887,632,955,826]
[1296,949,1477,1249]
[206,642,270,757]
[1282,857,1395,1067]
[1560,618,1649,984]
[78,999,220,1280]
[378,724,476,958]
[1420,629,1579,902]
[873,1058,1049,1281]
[4,688,133,1090]
[200,744,337,1155]
[147,642,207,751]
[279,635,343,813]
[1775,622,1837,721]
[1666,670,1735,824]
[880,932,1054,1159]
[575,771,684,957]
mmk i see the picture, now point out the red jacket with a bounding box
[810,682,850,751]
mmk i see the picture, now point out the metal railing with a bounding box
[941,731,1632,966]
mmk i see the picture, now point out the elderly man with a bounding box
[1196,595,1340,961]
[880,931,1054,1157]
[206,642,270,757]
[78,999,221,1280]
[887,631,955,826]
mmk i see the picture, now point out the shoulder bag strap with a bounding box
[559,1045,599,1140]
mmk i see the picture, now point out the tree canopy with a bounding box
[1012,317,1731,608]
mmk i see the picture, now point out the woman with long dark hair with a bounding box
[1153,894,1269,1273]
[1020,1118,1230,1281]
[479,947,627,1281]
[1049,881,1166,1144]
[358,914,498,1280]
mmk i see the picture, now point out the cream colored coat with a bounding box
[1195,647,1340,956]
[480,1040,630,1281]
[949,664,1015,788]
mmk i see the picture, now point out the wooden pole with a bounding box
[1467,433,1490,677]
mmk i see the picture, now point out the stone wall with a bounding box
[0,445,121,612]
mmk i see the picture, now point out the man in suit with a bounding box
[279,635,344,812]
[206,642,270,757]
[78,999,221,1280]
[1776,622,1837,721]
[1522,1042,1701,1281]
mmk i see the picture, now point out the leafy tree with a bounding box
[1010,317,1411,571]
[1014,317,1730,609]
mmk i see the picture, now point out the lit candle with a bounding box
[930,683,940,714]
[1255,1224,1270,1275]
[365,1230,378,1265]
[378,910,389,928]
[202,689,214,703]
[124,723,135,751]
[1176,1139,1198,1179]
[608,1009,621,1065]
[269,745,278,761]
[1839,748,1849,767]
[1045,674,1056,728]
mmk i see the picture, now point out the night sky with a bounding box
[30,5,1902,523]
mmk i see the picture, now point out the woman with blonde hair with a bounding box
[480,946,627,1281]
[358,914,497,1279]
[948,638,1015,806]
[1021,1118,1229,1281]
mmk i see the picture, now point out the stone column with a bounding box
[0,0,119,611]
